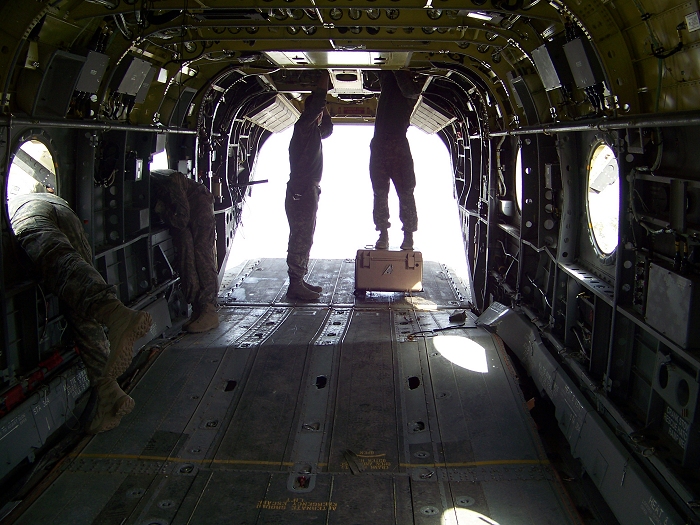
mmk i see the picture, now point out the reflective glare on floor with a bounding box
[432,334,489,373]
[442,507,502,525]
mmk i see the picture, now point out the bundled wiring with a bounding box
[95,140,119,187]
[628,169,674,236]
[112,13,133,40]
[651,23,685,59]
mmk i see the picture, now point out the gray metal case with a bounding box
[355,249,423,292]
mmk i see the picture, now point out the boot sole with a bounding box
[286,291,320,301]
[185,318,220,333]
[183,310,201,328]
[104,312,153,379]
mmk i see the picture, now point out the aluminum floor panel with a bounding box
[330,258,359,305]
[220,258,471,309]
[212,307,329,466]
[419,262,470,307]
[222,258,289,305]
[13,259,581,525]
[80,308,256,457]
[302,258,346,305]
[327,309,401,473]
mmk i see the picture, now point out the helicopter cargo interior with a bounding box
[1,1,700,524]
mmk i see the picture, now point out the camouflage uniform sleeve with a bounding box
[393,70,422,100]
[298,89,327,127]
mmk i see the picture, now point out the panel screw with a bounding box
[456,496,475,507]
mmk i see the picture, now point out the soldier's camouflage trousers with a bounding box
[10,199,117,383]
[285,183,320,281]
[369,135,418,233]
[172,186,218,312]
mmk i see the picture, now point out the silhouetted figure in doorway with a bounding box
[285,71,334,301]
[371,70,422,250]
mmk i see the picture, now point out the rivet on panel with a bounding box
[456,496,475,507]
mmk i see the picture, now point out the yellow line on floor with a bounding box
[70,454,297,466]
[399,459,550,468]
[70,454,548,468]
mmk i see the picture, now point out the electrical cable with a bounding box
[409,324,467,336]
[527,274,552,310]
[570,326,590,361]
[495,135,507,197]
[112,13,133,40]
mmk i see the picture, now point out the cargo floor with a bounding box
[13,258,584,525]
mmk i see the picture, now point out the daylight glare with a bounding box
[227,124,469,281]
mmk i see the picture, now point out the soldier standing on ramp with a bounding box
[285,71,334,301]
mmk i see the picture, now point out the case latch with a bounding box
[406,252,416,269]
[361,251,371,268]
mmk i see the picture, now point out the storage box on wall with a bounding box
[645,263,700,349]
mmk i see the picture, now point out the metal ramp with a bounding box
[11,259,585,525]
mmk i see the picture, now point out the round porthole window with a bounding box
[587,142,619,256]
[515,146,523,211]
[7,139,57,201]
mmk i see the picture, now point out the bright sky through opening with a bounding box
[225,123,469,282]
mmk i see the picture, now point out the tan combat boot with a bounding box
[87,378,135,434]
[303,280,322,293]
[94,300,153,379]
[287,279,320,301]
[185,303,219,333]
[400,231,414,250]
[183,306,201,328]
[375,230,389,250]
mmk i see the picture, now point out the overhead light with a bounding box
[467,11,493,21]
[329,69,372,96]
[410,95,456,134]
[156,68,168,83]
[263,51,411,67]
[245,93,300,133]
